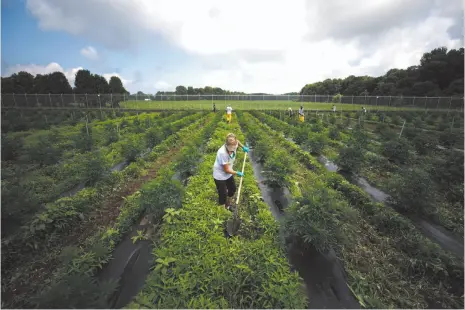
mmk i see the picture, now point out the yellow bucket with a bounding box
[299,115,304,122]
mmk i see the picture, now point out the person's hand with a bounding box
[236,171,244,177]
[242,146,249,153]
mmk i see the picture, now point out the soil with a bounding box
[289,245,360,309]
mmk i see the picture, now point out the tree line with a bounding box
[300,47,464,97]
[1,69,128,94]
[155,85,246,96]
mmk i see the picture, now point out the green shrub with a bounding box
[305,133,327,154]
[311,120,324,133]
[292,126,307,145]
[375,123,396,140]
[412,132,438,155]
[328,127,340,140]
[387,168,436,215]
[382,138,410,165]
[431,150,464,202]
[391,115,403,126]
[282,183,357,253]
[335,146,365,173]
[263,149,295,188]
[439,129,461,148]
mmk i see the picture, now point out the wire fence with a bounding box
[1,93,463,111]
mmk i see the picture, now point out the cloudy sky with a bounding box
[1,0,463,94]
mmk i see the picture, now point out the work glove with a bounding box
[236,171,244,177]
[242,146,249,153]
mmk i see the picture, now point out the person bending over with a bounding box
[212,133,249,211]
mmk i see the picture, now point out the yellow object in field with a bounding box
[299,115,304,122]
[226,113,232,123]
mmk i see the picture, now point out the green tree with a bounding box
[74,70,94,94]
[175,85,187,94]
[108,76,128,94]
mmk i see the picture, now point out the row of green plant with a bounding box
[1,112,201,236]
[240,111,463,308]
[327,109,464,132]
[1,109,137,133]
[252,111,464,281]
[33,112,221,308]
[6,112,205,246]
[2,111,186,164]
[3,113,219,309]
[128,117,308,308]
[267,110,464,236]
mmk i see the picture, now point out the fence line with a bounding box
[1,93,463,111]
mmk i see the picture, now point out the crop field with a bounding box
[1,108,463,309]
[120,99,431,112]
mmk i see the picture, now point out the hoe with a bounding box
[226,149,248,237]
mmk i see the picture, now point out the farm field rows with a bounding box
[257,110,464,237]
[1,109,463,309]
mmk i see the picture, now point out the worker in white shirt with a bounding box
[226,105,233,123]
[298,105,305,122]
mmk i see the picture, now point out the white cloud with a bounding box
[25,0,464,93]
[103,72,132,87]
[80,46,99,60]
[154,80,172,91]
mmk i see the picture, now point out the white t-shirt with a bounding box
[299,108,304,115]
[213,144,237,180]
[226,106,232,114]
[333,106,336,112]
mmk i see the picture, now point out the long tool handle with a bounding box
[235,152,247,205]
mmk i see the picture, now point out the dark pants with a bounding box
[214,176,236,205]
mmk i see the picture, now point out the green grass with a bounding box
[120,100,433,111]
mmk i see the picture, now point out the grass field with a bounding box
[119,100,440,111]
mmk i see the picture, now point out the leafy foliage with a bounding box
[382,138,411,164]
[336,146,365,173]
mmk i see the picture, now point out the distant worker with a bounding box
[213,103,216,113]
[362,106,366,114]
[298,105,305,122]
[288,107,293,117]
[226,105,233,123]
[332,105,336,113]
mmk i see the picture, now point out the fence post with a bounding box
[412,96,416,107]
[351,95,354,106]
[398,120,406,138]
[13,93,17,107]
[85,93,88,108]
[24,93,28,107]
[49,93,52,107]
[85,115,89,135]
[36,93,39,106]
[447,97,452,116]
[44,114,48,124]
[436,97,440,109]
